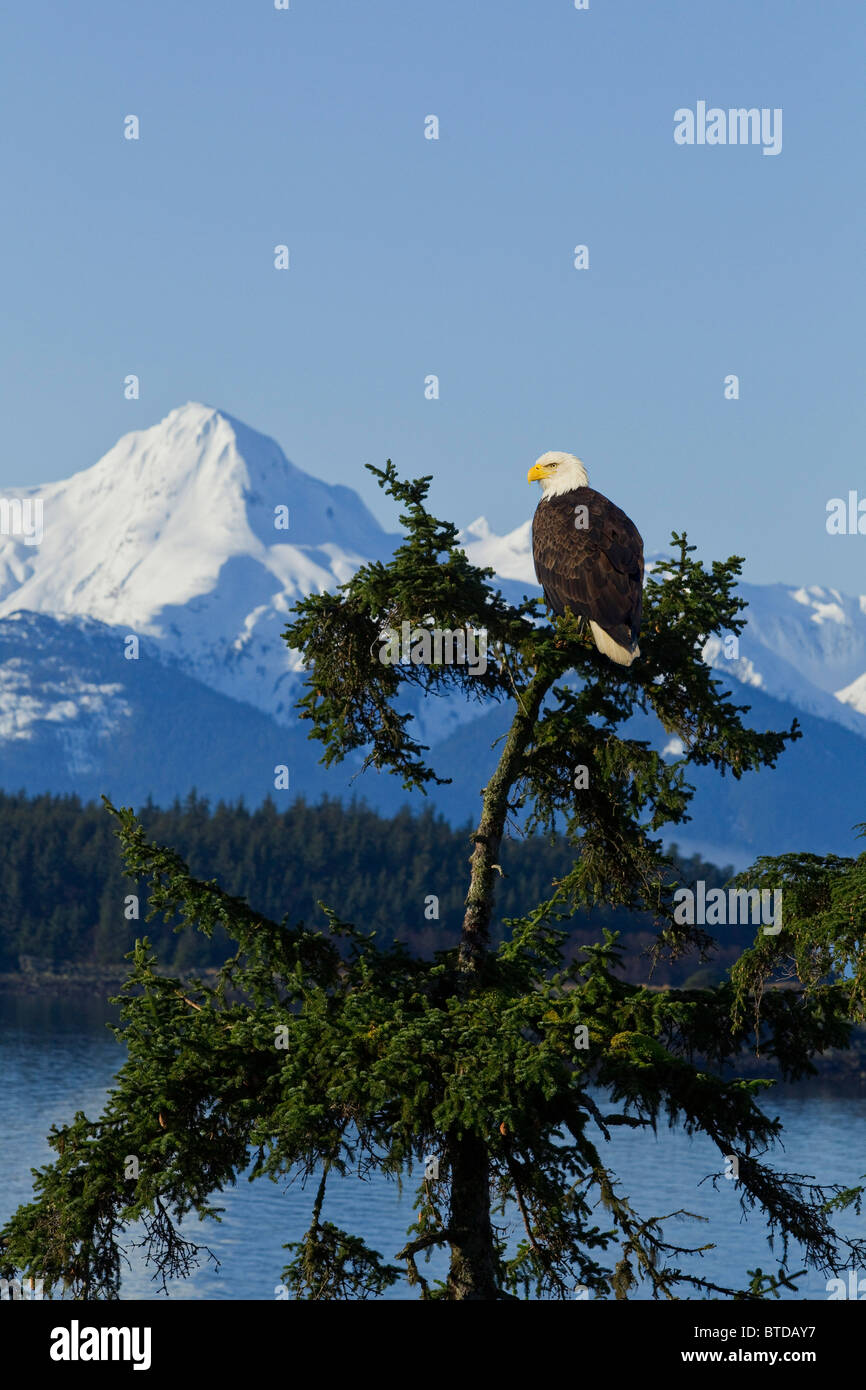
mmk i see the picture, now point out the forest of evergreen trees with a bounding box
[0,790,738,985]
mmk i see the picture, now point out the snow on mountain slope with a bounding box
[0,404,396,722]
[0,612,132,772]
[837,671,866,715]
[458,517,535,586]
[0,609,367,808]
[0,404,506,749]
[733,581,866,696]
[673,580,866,738]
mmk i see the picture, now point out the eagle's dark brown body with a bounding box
[531,487,644,656]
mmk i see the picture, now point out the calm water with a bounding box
[1,994,864,1301]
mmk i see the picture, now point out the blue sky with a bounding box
[1,0,864,588]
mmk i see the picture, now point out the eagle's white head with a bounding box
[527,451,589,497]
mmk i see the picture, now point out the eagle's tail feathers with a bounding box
[589,620,640,667]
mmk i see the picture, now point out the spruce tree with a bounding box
[2,462,864,1300]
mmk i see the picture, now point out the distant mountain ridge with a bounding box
[1,403,864,866]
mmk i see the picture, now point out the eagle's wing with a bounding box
[531,487,643,648]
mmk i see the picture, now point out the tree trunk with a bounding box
[445,1131,501,1299]
[446,665,557,1297]
[458,665,556,974]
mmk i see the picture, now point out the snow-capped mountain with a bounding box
[0,404,394,723]
[1,403,864,864]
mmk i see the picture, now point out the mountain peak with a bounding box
[0,405,393,717]
[92,401,286,496]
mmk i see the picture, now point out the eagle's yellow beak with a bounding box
[527,462,550,483]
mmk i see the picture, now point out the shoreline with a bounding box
[1,969,864,1096]
[0,965,222,997]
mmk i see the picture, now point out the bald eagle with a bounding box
[527,451,644,666]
